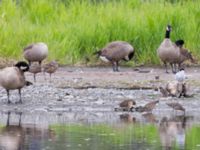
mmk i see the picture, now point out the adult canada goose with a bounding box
[119,99,136,111]
[23,42,48,65]
[136,100,159,112]
[95,41,134,71]
[43,60,58,81]
[157,25,181,73]
[29,63,42,82]
[166,102,185,113]
[0,61,32,104]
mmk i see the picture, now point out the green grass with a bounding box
[0,0,199,65]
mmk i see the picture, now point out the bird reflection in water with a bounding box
[0,111,24,150]
[0,112,56,150]
[159,115,191,150]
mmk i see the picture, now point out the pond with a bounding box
[0,110,200,150]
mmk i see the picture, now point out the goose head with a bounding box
[15,61,29,72]
[166,25,172,32]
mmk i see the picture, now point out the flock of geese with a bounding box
[0,25,196,114]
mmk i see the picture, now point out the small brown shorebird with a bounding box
[159,86,169,97]
[136,100,159,112]
[119,99,136,111]
[166,102,185,114]
[29,63,42,82]
[43,61,58,82]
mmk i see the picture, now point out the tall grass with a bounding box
[0,0,199,65]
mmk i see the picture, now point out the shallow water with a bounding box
[0,110,200,150]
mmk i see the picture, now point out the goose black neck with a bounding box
[165,30,170,38]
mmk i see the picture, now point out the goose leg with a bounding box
[170,63,176,74]
[6,89,11,104]
[115,61,119,72]
[164,62,168,73]
[49,73,52,82]
[18,89,22,104]
[6,111,11,126]
[112,62,116,72]
[34,74,36,82]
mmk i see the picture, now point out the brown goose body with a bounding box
[98,41,134,71]
[23,42,48,65]
[0,67,26,90]
[157,39,181,63]
[0,61,30,104]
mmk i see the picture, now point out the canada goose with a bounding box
[157,25,181,73]
[43,60,58,81]
[176,47,195,70]
[119,99,136,111]
[29,63,42,82]
[23,42,48,65]
[95,41,134,71]
[0,61,32,104]
[135,100,159,112]
[166,102,185,113]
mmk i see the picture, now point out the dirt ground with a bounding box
[0,66,200,125]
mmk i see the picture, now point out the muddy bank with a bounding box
[0,66,200,125]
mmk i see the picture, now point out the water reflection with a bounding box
[0,111,199,150]
[159,115,193,150]
[0,112,55,150]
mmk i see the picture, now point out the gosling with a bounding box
[0,61,32,104]
[43,61,58,82]
[29,63,42,82]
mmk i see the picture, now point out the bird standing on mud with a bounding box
[43,60,59,82]
[157,25,187,73]
[29,63,42,82]
[0,61,32,104]
[23,42,48,66]
[95,41,134,72]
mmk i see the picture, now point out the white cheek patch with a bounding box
[100,56,110,62]
[124,55,129,61]
[20,66,27,70]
